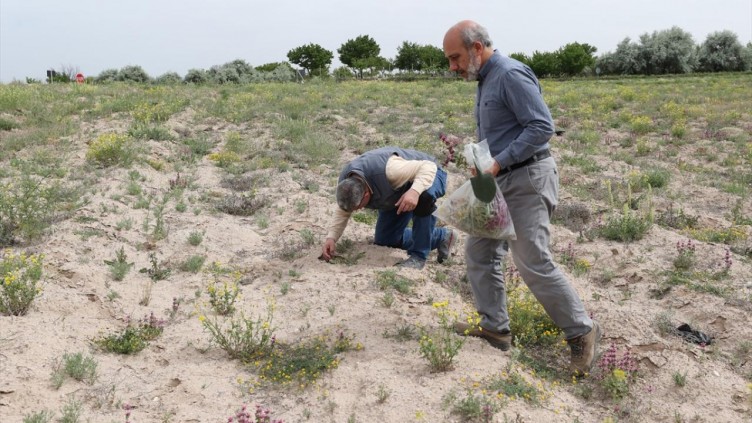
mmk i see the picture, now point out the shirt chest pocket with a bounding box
[479,99,507,131]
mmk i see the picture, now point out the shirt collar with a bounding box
[478,50,501,83]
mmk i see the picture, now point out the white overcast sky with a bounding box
[1,0,751,82]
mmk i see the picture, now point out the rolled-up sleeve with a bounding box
[385,156,437,193]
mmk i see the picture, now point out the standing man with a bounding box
[443,20,600,376]
[321,146,456,270]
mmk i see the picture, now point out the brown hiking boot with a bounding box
[568,321,601,377]
[453,322,512,351]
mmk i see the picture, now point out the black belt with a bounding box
[499,149,551,175]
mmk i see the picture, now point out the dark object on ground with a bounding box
[676,323,713,345]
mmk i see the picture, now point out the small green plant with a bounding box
[86,132,136,167]
[51,352,98,389]
[280,282,290,295]
[200,306,275,362]
[104,246,134,281]
[0,250,44,316]
[23,410,54,423]
[327,238,366,265]
[444,389,498,422]
[140,252,171,281]
[257,330,360,388]
[487,370,543,404]
[376,384,391,404]
[352,209,378,225]
[207,273,241,315]
[672,371,687,387]
[375,269,413,294]
[596,343,639,400]
[95,312,165,354]
[294,199,308,213]
[418,301,465,372]
[187,230,204,246]
[505,266,562,347]
[383,323,418,342]
[600,204,653,242]
[59,398,82,423]
[180,255,206,273]
[673,239,696,271]
[380,291,395,308]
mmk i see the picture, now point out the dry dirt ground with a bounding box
[1,105,751,423]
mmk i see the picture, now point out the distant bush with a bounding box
[154,72,183,85]
[183,68,208,84]
[116,65,151,83]
[94,68,119,83]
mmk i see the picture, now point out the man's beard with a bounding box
[465,50,481,81]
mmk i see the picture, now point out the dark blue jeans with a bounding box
[373,168,448,260]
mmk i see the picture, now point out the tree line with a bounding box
[38,26,752,84]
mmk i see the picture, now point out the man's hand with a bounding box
[395,189,420,214]
[486,160,501,176]
[321,238,337,261]
[469,160,501,177]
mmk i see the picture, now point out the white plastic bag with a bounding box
[436,140,516,240]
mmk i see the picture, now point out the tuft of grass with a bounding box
[179,255,206,273]
[95,312,165,354]
[23,410,54,423]
[187,230,204,246]
[375,270,413,294]
[599,205,653,242]
[51,352,98,389]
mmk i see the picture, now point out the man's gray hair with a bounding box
[460,23,493,49]
[336,176,366,212]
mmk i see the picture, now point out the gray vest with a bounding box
[339,147,436,210]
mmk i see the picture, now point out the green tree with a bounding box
[528,51,559,78]
[557,42,597,76]
[154,72,182,85]
[639,26,696,74]
[255,62,292,72]
[418,45,448,72]
[287,43,333,77]
[697,30,746,72]
[338,35,381,78]
[395,41,421,71]
[95,68,119,83]
[184,68,208,84]
[395,42,447,73]
[596,37,645,75]
[509,52,531,66]
[116,65,150,83]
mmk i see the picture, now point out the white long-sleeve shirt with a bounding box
[325,156,437,241]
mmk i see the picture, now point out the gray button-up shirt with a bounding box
[475,51,555,169]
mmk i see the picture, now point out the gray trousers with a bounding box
[465,157,592,340]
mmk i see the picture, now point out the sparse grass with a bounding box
[375,269,413,294]
[22,410,54,423]
[51,352,98,389]
[3,74,752,422]
[180,255,206,273]
[187,230,204,246]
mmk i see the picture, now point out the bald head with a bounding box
[443,20,494,81]
[444,20,493,50]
